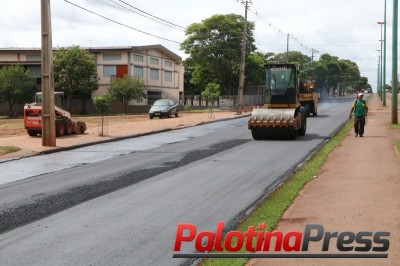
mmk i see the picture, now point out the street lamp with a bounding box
[377,50,382,97]
[378,22,384,100]
[382,0,387,106]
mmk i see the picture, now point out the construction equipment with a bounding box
[299,78,318,117]
[248,64,307,140]
[24,92,87,137]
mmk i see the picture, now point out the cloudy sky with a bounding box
[0,0,392,90]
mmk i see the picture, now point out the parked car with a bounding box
[149,99,179,119]
[365,88,373,93]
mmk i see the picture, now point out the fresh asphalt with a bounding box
[0,96,355,266]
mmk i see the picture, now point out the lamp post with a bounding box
[382,0,387,106]
[378,22,384,100]
[377,50,382,97]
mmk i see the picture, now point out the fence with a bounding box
[182,95,263,109]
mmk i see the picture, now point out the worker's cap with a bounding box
[358,93,364,96]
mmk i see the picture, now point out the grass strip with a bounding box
[0,146,21,156]
[395,139,400,155]
[389,123,400,129]
[200,121,353,266]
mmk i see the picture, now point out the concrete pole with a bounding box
[383,0,387,106]
[392,0,398,124]
[379,23,383,101]
[41,0,56,146]
[237,0,248,115]
[377,53,381,96]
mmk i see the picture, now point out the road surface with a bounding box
[0,97,353,266]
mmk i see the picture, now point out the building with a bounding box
[0,45,184,114]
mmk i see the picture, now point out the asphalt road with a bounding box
[0,97,353,266]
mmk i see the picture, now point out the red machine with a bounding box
[24,92,86,137]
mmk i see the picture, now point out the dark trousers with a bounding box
[354,116,365,136]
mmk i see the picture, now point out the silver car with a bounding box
[149,99,179,119]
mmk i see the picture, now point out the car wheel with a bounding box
[149,115,154,119]
[175,112,179,117]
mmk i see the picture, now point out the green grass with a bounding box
[0,121,24,130]
[0,146,21,156]
[183,106,226,113]
[200,121,353,266]
[389,123,400,129]
[395,139,400,154]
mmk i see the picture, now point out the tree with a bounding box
[53,45,98,111]
[268,51,311,65]
[0,65,37,117]
[108,75,146,114]
[93,94,112,136]
[245,52,267,85]
[181,14,256,95]
[201,82,220,118]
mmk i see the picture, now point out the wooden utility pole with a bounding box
[237,0,249,115]
[41,0,56,146]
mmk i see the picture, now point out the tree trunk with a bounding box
[7,101,14,118]
[81,99,86,115]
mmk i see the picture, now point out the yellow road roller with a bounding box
[248,64,307,140]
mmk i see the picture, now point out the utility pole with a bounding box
[286,33,289,63]
[237,0,249,115]
[311,49,319,61]
[392,0,398,124]
[41,0,56,146]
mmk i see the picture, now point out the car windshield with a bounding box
[153,100,170,106]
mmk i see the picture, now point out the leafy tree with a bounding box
[338,59,361,95]
[53,45,98,111]
[181,14,256,95]
[268,51,311,65]
[201,82,220,117]
[245,52,267,85]
[108,74,146,114]
[0,65,37,117]
[93,94,112,136]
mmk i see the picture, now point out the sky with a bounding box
[0,0,393,91]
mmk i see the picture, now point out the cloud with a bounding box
[0,0,392,88]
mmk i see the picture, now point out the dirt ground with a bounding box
[0,111,246,159]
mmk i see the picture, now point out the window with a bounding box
[103,54,122,60]
[164,60,173,68]
[150,57,159,65]
[164,71,172,82]
[26,66,41,77]
[27,55,41,61]
[150,68,159,80]
[103,65,116,77]
[134,66,144,78]
[134,54,144,62]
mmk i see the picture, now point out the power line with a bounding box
[88,0,186,31]
[114,0,186,30]
[65,0,181,44]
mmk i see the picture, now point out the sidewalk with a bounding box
[247,94,400,266]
